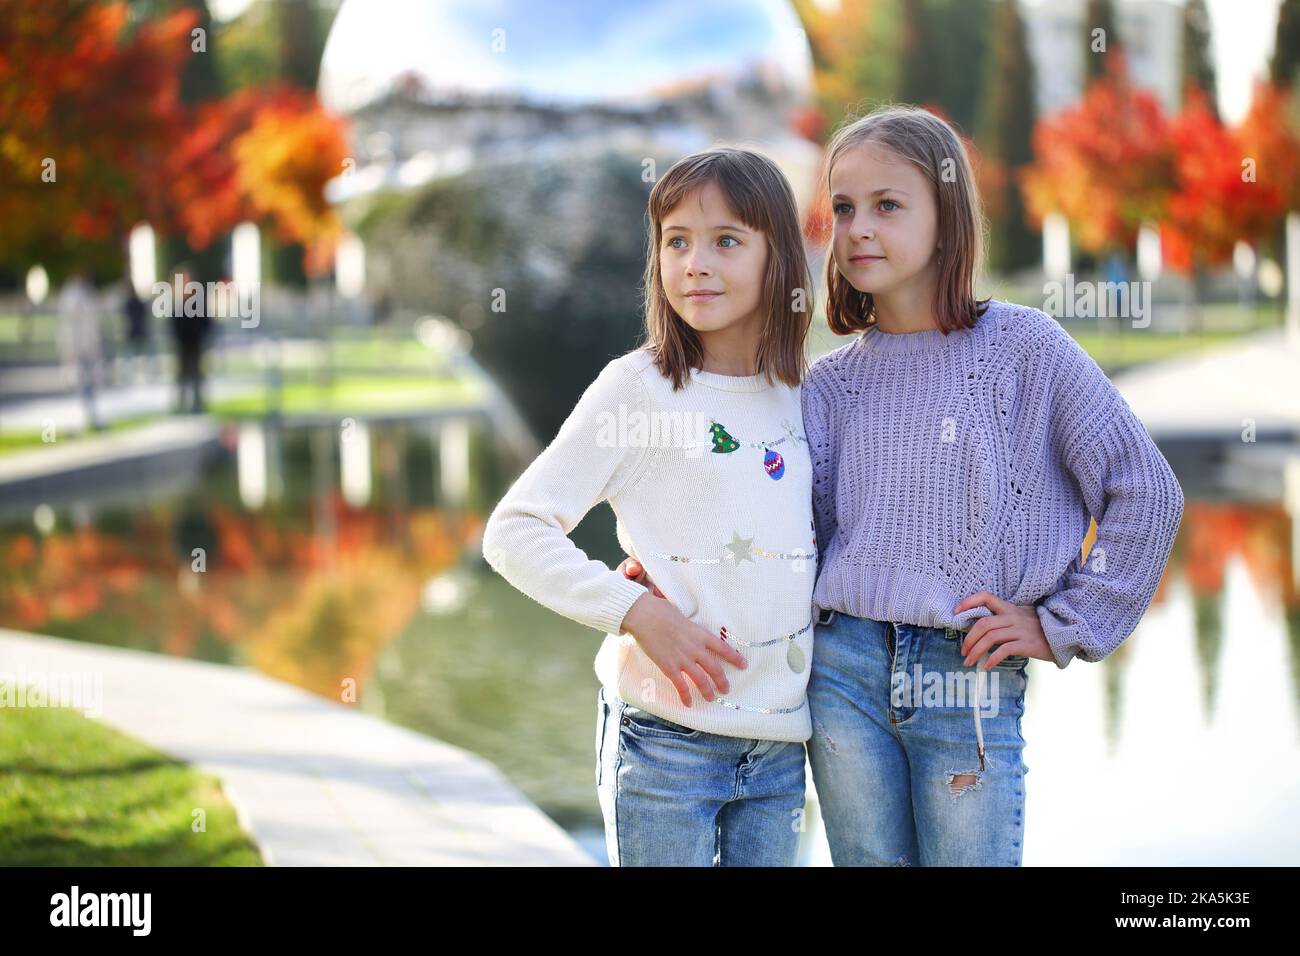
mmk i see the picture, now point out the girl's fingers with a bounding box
[695,655,731,696]
[963,627,1020,668]
[708,631,748,669]
[960,615,1015,657]
[669,672,693,707]
[683,663,719,703]
[984,644,1027,669]
[622,558,659,593]
[954,590,1011,615]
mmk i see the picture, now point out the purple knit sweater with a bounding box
[801,298,1185,669]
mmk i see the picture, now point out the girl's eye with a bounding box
[880,199,900,212]
[666,237,684,249]
[832,202,851,215]
[718,235,739,248]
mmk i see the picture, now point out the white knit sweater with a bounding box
[481,347,817,742]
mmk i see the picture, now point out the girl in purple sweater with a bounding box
[797,106,1184,865]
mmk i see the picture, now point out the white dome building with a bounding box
[318,0,821,211]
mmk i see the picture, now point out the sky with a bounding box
[213,0,1284,123]
[1202,0,1285,121]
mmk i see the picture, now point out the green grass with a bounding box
[0,706,263,865]
[1063,329,1250,370]
[208,374,484,417]
[216,337,446,375]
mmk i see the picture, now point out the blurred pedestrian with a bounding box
[122,285,152,382]
[56,267,104,431]
[168,263,212,414]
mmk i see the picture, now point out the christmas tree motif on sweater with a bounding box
[709,422,740,453]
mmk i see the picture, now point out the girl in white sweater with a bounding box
[482,147,818,866]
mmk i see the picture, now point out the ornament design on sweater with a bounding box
[704,418,804,481]
[763,447,785,480]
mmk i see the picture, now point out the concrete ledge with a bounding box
[0,418,224,517]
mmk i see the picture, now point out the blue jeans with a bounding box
[594,686,807,866]
[806,611,1030,866]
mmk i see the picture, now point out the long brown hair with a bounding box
[640,147,813,391]
[822,105,990,335]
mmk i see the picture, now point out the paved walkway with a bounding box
[0,368,255,434]
[0,629,593,866]
[1113,329,1300,440]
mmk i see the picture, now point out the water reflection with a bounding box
[1022,448,1300,865]
[0,419,484,701]
[1024,557,1300,865]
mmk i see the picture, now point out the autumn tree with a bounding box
[1161,88,1285,325]
[1021,55,1174,260]
[0,0,196,279]
[0,0,350,287]
[1234,80,1300,283]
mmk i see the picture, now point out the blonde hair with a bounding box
[640,147,813,391]
[822,105,990,334]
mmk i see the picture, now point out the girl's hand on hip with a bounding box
[619,592,747,706]
[952,591,1052,668]
[618,556,665,598]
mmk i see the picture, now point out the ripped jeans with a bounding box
[806,610,1029,866]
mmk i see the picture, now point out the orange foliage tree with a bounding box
[1020,54,1175,258]
[0,1,350,279]
[0,0,195,274]
[167,86,350,276]
[1235,80,1300,217]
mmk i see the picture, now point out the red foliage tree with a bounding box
[1160,87,1284,275]
[1020,54,1175,258]
[1235,80,1300,215]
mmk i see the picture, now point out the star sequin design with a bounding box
[724,531,755,565]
